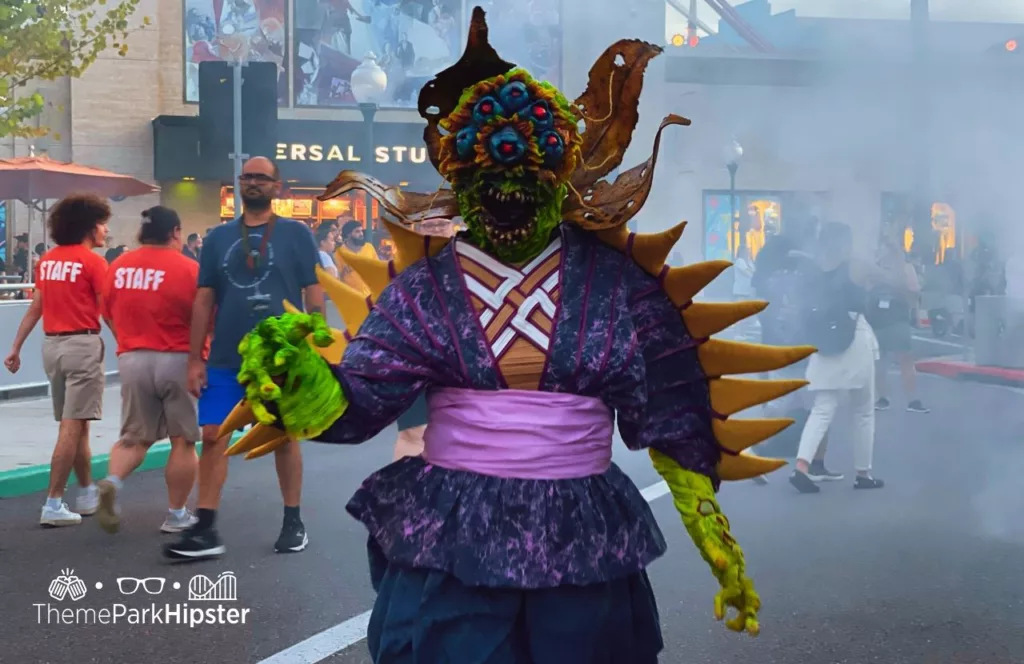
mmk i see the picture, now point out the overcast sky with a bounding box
[667,1,1024,37]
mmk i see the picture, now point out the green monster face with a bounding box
[438,69,582,264]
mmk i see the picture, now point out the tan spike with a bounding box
[317,265,374,337]
[282,298,348,363]
[662,260,732,306]
[336,246,391,298]
[709,377,807,416]
[218,400,257,439]
[684,300,768,339]
[225,423,286,457]
[712,417,795,454]
[594,221,687,276]
[717,451,787,482]
[244,435,293,460]
[383,218,451,273]
[699,339,816,376]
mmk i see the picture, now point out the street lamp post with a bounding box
[350,53,388,248]
[910,0,932,263]
[725,140,744,259]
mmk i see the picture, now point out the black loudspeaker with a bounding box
[198,61,278,181]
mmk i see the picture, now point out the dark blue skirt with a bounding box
[365,538,664,664]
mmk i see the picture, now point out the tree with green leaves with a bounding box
[0,0,150,139]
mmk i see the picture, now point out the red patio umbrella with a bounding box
[0,155,159,203]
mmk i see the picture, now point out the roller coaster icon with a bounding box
[187,571,238,602]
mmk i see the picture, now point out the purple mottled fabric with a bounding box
[321,224,718,588]
[313,246,500,446]
[347,456,665,589]
[547,225,720,481]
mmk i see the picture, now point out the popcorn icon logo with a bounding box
[48,569,88,602]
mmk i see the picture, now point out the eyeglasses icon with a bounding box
[116,577,166,595]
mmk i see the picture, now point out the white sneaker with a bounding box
[41,503,83,527]
[160,509,199,534]
[75,487,99,516]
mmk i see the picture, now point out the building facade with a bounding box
[5,0,1021,268]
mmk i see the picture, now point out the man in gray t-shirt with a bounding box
[165,156,324,562]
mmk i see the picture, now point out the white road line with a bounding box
[256,610,372,664]
[255,479,673,664]
[640,480,670,501]
[912,335,967,349]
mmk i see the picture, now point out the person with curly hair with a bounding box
[4,193,111,527]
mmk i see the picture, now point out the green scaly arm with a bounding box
[237,312,348,440]
[649,448,761,635]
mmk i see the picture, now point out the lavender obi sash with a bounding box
[422,387,614,480]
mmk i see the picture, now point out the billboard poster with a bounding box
[184,0,289,104]
[294,0,464,108]
[474,0,562,86]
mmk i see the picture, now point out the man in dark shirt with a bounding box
[164,156,324,561]
[182,233,202,261]
[12,233,29,277]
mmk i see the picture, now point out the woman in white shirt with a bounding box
[316,222,338,278]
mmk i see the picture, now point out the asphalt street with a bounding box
[2,370,1022,664]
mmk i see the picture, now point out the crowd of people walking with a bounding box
[751,217,931,494]
[2,155,429,562]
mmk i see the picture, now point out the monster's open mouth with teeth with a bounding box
[480,182,538,245]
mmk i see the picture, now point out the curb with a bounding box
[0,432,242,500]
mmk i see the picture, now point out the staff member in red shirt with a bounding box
[4,194,110,527]
[95,206,202,535]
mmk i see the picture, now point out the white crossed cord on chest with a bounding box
[456,239,561,357]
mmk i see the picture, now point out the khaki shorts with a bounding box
[42,334,105,421]
[118,351,200,443]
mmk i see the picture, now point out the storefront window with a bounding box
[703,190,827,261]
[881,193,961,264]
[220,186,380,230]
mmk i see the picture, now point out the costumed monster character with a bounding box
[219,8,814,661]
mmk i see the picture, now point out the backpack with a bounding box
[803,268,858,356]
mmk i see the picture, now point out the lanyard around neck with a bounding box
[240,215,277,271]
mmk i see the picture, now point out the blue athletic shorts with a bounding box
[197,367,246,428]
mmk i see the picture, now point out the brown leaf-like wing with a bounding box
[318,170,459,223]
[418,7,516,172]
[571,39,664,190]
[563,114,690,230]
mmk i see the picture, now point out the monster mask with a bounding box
[436,70,582,263]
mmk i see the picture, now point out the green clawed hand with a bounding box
[236,312,346,439]
[650,448,762,636]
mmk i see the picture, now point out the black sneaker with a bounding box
[807,462,844,482]
[163,527,225,561]
[875,397,890,411]
[906,400,930,413]
[854,476,885,490]
[789,470,820,493]
[275,519,308,553]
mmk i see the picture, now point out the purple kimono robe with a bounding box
[316,223,720,589]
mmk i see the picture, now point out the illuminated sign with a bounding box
[274,143,429,164]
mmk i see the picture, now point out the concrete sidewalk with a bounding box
[0,387,231,499]
[0,386,123,473]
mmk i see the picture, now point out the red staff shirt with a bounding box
[103,246,200,356]
[35,245,107,334]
